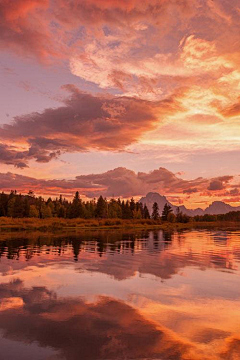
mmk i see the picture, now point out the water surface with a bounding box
[0,229,240,360]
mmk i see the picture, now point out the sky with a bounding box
[0,0,240,208]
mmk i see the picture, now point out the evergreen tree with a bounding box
[0,193,8,216]
[68,191,84,218]
[167,212,176,223]
[122,200,132,219]
[130,198,135,218]
[108,199,122,218]
[152,202,160,220]
[58,204,66,218]
[13,195,24,218]
[7,197,15,217]
[176,207,183,222]
[23,197,30,217]
[95,196,108,218]
[143,204,150,219]
[162,203,173,221]
[0,190,194,222]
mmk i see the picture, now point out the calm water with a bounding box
[0,229,240,360]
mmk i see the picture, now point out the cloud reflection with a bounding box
[0,279,215,360]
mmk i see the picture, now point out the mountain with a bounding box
[139,192,240,216]
[204,201,240,215]
[139,192,203,216]
[139,192,173,215]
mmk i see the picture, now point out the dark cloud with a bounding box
[229,188,240,196]
[0,143,29,168]
[208,180,225,191]
[0,142,60,168]
[183,188,198,194]
[208,176,233,191]
[0,85,175,167]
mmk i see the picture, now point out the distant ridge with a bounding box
[139,192,240,216]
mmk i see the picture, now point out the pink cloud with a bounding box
[0,0,57,61]
[0,84,182,167]
[0,0,239,192]
[0,167,238,206]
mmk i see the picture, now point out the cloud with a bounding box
[0,167,238,205]
[0,0,196,65]
[0,0,240,190]
[0,141,60,168]
[0,167,204,197]
[220,335,240,360]
[183,188,198,194]
[221,99,240,118]
[0,0,59,61]
[0,143,29,168]
[0,85,182,167]
[54,0,196,27]
[229,188,240,196]
[208,176,233,191]
[208,180,225,191]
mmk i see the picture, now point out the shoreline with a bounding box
[0,217,240,234]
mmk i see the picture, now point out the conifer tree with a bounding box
[68,191,84,218]
[162,203,173,221]
[143,204,150,219]
[152,202,160,220]
[130,198,135,218]
[95,196,108,218]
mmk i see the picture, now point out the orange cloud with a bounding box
[0,0,61,61]
[0,0,239,196]
[0,84,184,167]
[0,167,239,208]
[0,279,213,360]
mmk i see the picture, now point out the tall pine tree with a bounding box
[151,202,160,220]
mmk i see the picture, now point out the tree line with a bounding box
[193,212,240,222]
[0,191,191,222]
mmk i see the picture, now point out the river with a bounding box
[0,229,239,359]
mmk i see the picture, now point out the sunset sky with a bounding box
[0,0,240,208]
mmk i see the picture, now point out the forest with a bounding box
[1,191,240,223]
[0,191,188,222]
[0,191,149,219]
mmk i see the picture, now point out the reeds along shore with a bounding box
[0,217,178,232]
[0,217,240,233]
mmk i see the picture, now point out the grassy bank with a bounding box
[0,217,173,232]
[0,217,240,233]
